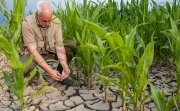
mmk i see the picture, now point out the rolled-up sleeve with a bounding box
[22,21,36,47]
[54,23,64,47]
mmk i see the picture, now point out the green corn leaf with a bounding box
[161,30,172,39]
[76,31,81,44]
[125,27,136,48]
[170,18,178,36]
[106,32,125,49]
[102,63,133,82]
[83,19,107,38]
[28,86,51,101]
[120,22,127,37]
[3,74,17,96]
[97,74,131,96]
[141,95,150,105]
[78,44,94,77]
[150,84,163,110]
[166,2,171,14]
[91,2,104,21]
[135,35,154,79]
[150,84,168,111]
[11,24,21,49]
[96,36,107,55]
[0,35,12,54]
[120,47,139,59]
[168,93,180,110]
[83,43,101,53]
[81,24,88,43]
[93,54,101,66]
[172,94,180,111]
[99,74,110,89]
[105,33,117,49]
[24,68,37,85]
[136,35,145,51]
[38,68,48,85]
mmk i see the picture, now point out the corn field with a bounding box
[0,0,180,111]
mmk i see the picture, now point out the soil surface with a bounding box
[0,55,178,111]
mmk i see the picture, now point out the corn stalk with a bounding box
[75,24,95,88]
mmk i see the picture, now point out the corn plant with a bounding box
[0,0,27,49]
[166,0,180,22]
[0,0,27,110]
[100,38,154,111]
[0,30,30,110]
[54,0,104,39]
[162,18,180,93]
[74,24,95,88]
[150,84,180,111]
[100,0,121,31]
[84,20,154,110]
[53,0,78,39]
[0,33,51,110]
[81,33,113,102]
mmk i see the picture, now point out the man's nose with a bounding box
[44,22,49,25]
[44,22,48,25]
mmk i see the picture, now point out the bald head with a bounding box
[37,0,52,22]
[37,0,53,28]
[37,0,52,14]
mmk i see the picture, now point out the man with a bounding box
[22,0,74,81]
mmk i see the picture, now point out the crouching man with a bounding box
[21,0,75,81]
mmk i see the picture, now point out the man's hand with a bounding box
[64,68,70,75]
[60,68,70,81]
[27,45,63,81]
[49,70,63,81]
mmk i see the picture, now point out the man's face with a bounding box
[38,11,52,28]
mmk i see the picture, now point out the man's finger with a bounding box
[52,76,60,81]
[60,74,69,81]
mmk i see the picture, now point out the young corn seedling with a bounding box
[162,18,180,94]
[75,24,96,88]
[84,20,154,110]
[81,35,113,102]
[0,34,52,111]
[0,29,31,110]
[101,37,154,111]
[150,84,180,111]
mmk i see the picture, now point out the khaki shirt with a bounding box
[22,14,63,54]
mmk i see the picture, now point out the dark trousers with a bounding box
[21,47,75,75]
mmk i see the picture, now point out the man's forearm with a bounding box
[33,51,53,73]
[27,47,53,74]
[56,47,69,69]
